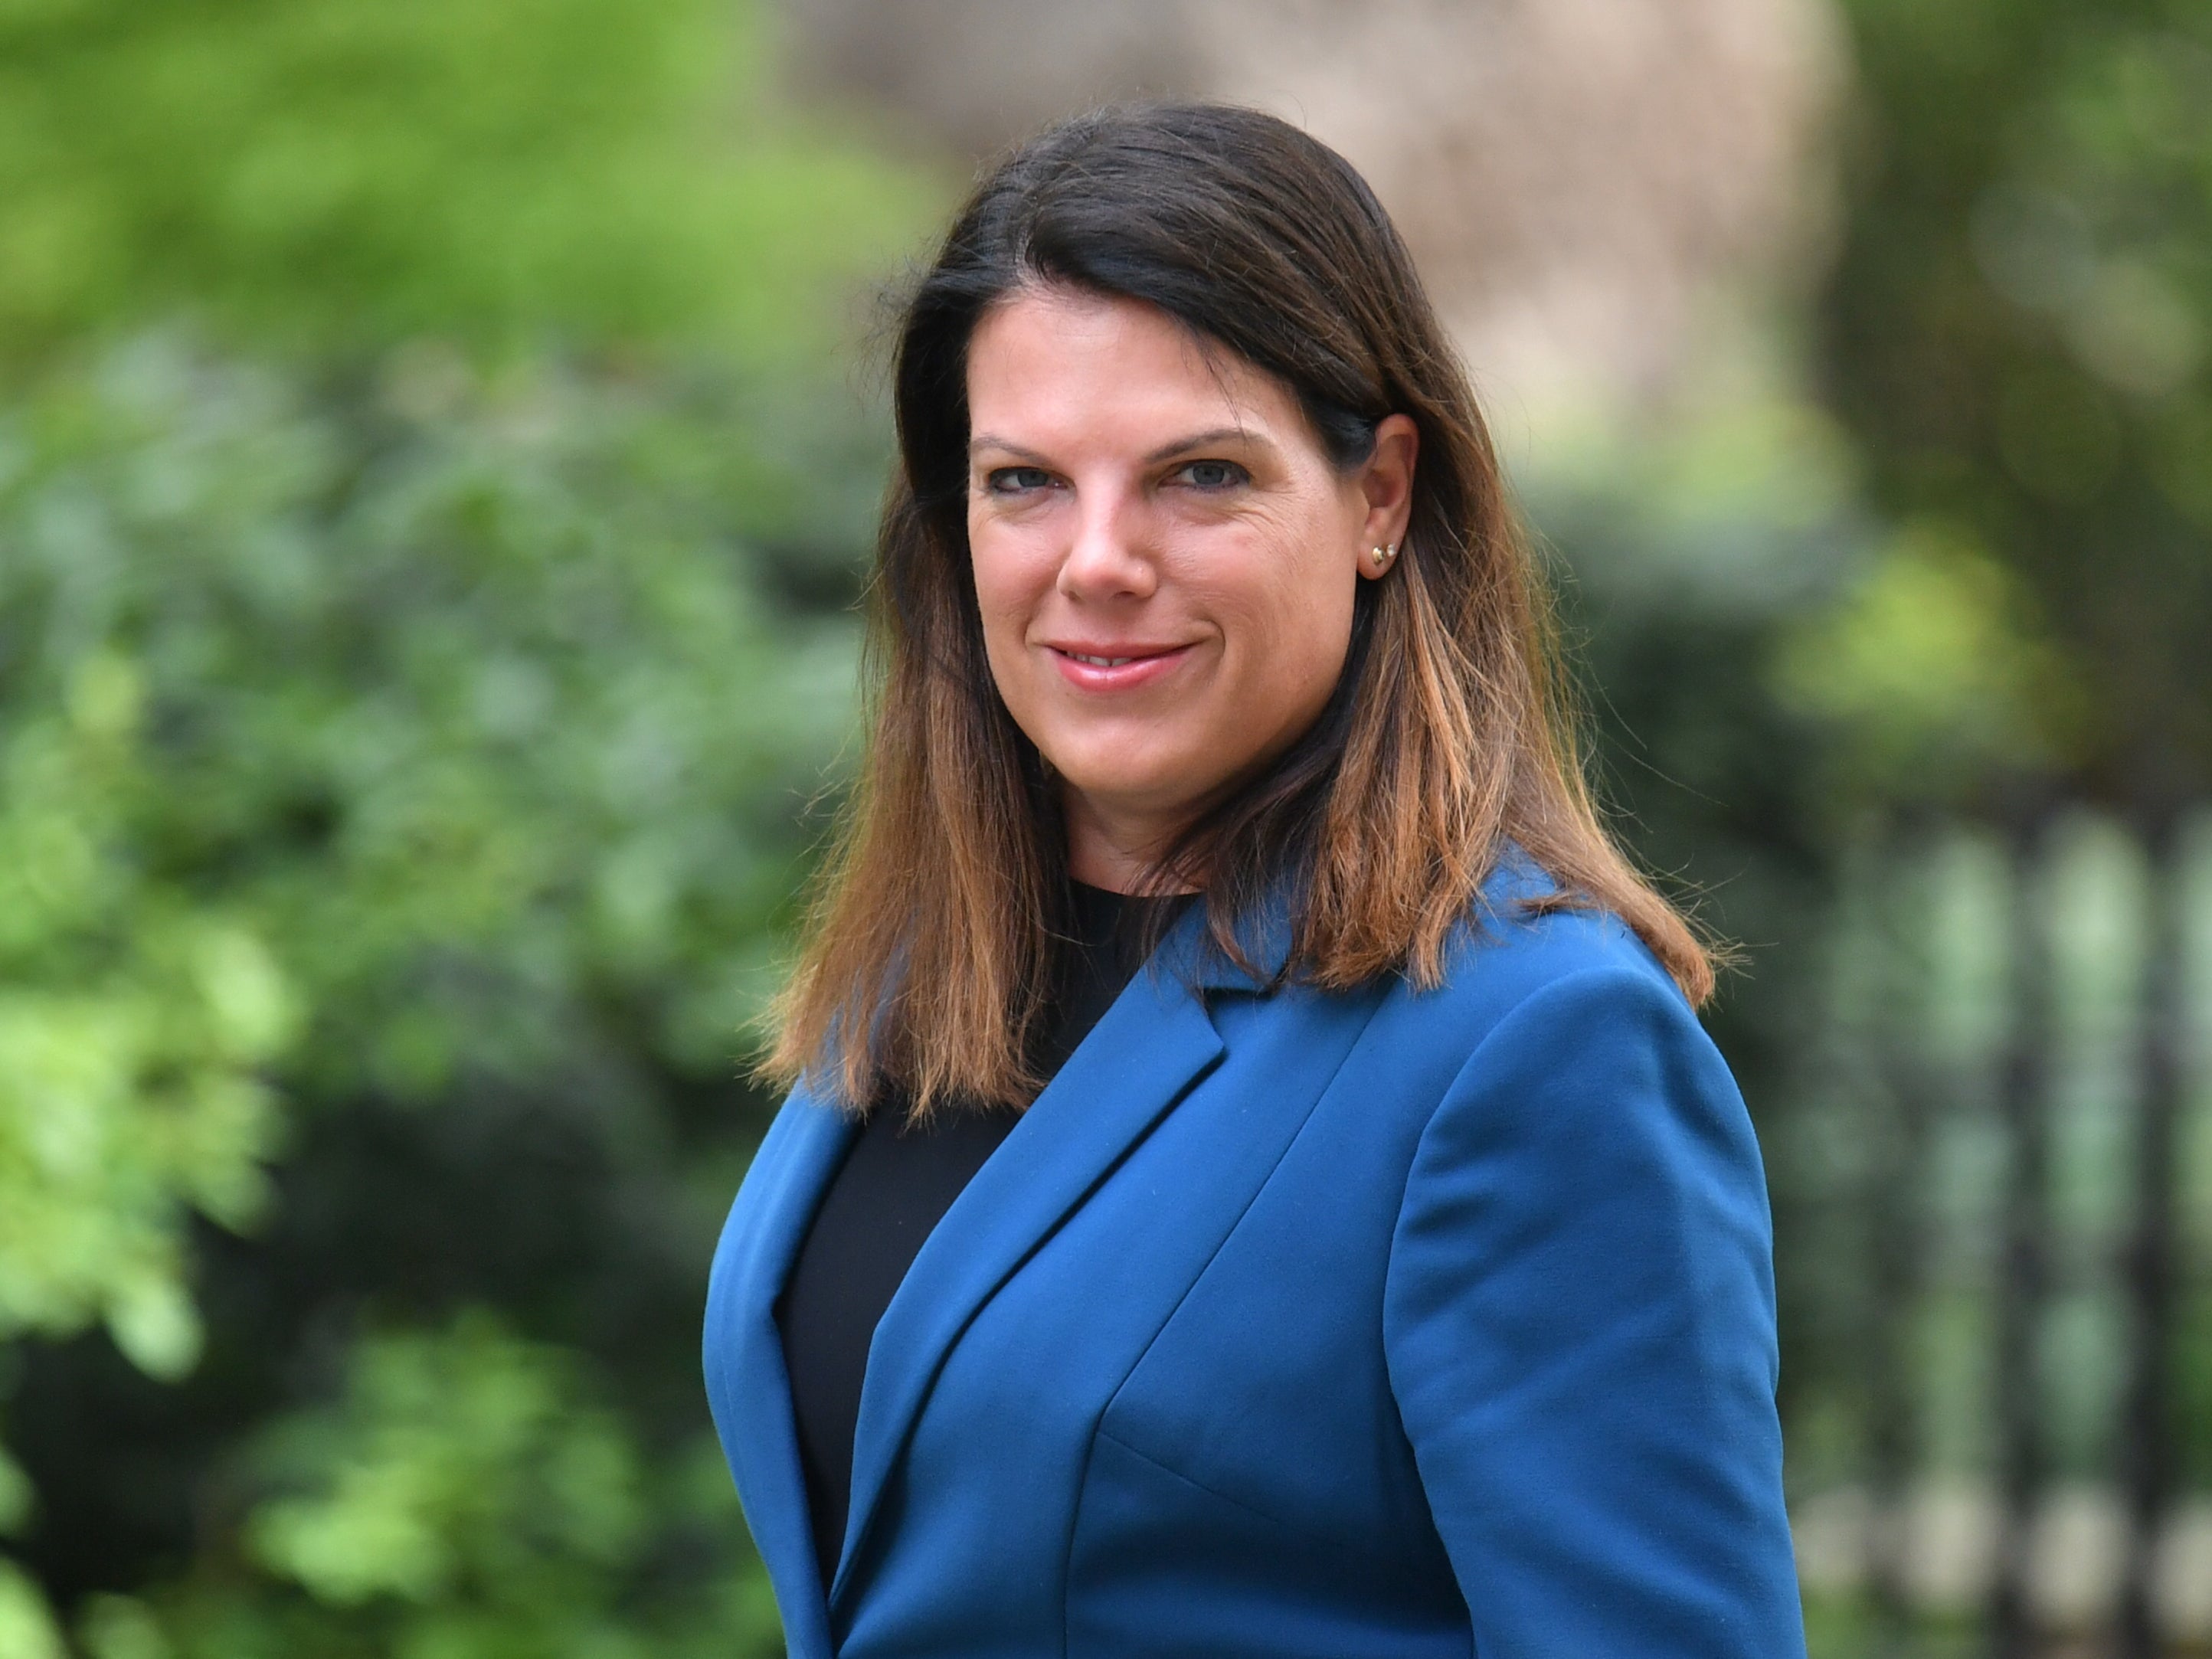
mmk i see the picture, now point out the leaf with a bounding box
[0,1448,30,1537]
[0,1562,63,1659]
[104,1275,205,1383]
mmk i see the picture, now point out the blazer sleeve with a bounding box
[1382,963,1806,1657]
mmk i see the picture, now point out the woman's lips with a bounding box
[1045,643,1193,692]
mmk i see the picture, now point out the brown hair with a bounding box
[765,102,1713,1117]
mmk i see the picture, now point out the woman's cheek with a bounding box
[968,540,1026,640]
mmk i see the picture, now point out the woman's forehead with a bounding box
[966,287,1301,454]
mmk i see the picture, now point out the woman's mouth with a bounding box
[1045,642,1193,691]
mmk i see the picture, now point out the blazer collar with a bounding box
[715,900,1231,1639]
[1169,883,1290,996]
[829,897,1227,1615]
[710,1090,856,1659]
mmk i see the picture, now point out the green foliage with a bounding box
[39,1316,781,1657]
[1772,522,2086,800]
[1826,0,2212,792]
[247,1314,646,1610]
[0,0,931,1644]
[0,329,856,1229]
[0,0,940,365]
[0,634,294,1381]
[0,335,870,1646]
[93,1313,784,1659]
[0,1559,65,1659]
[1527,398,1861,848]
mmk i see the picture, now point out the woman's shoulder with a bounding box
[1331,846,1734,1149]
[1415,847,1693,1036]
[1382,853,1765,1240]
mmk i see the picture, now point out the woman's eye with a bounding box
[1173,460,1248,491]
[986,466,1055,494]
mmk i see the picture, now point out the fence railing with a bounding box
[1782,805,2211,1657]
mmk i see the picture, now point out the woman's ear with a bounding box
[1356,414,1419,579]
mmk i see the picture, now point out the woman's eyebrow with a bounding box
[966,427,1281,465]
[967,434,1047,463]
[1142,426,1275,464]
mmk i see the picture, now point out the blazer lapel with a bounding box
[704,1088,856,1659]
[828,904,1232,1612]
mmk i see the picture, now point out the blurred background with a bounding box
[0,0,2206,1654]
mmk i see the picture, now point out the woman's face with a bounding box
[965,286,1417,892]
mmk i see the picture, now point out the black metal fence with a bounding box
[1782,806,2211,1657]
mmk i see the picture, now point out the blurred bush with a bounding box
[0,335,884,1655]
[0,0,939,1651]
[1824,0,2212,803]
[0,0,923,365]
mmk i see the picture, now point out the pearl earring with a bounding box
[1369,542,1396,570]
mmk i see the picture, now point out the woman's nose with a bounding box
[1055,489,1157,603]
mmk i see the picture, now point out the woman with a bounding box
[705,103,1805,1657]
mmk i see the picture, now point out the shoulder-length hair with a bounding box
[765,101,1713,1117]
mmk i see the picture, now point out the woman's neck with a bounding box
[1062,793,1200,896]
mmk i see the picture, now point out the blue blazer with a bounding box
[704,867,1805,1657]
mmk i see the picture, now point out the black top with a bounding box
[774,882,1183,1592]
